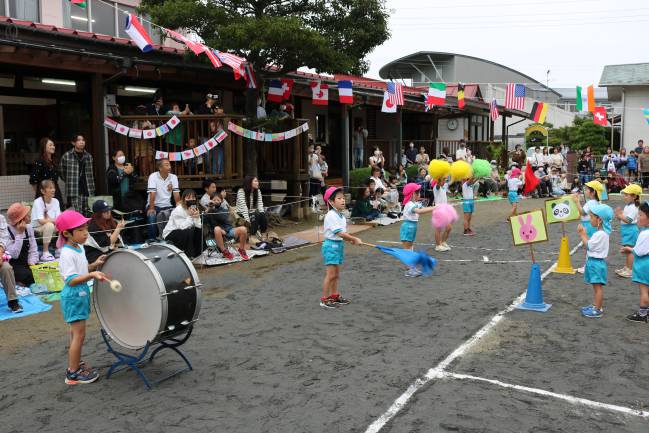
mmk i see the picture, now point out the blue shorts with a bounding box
[322,239,344,266]
[462,199,475,214]
[508,191,519,204]
[400,220,418,243]
[225,227,237,239]
[584,257,607,285]
[633,254,649,286]
[60,282,91,323]
[620,224,639,246]
[581,220,597,238]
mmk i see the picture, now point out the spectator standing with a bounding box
[455,140,468,161]
[577,153,593,185]
[146,94,165,117]
[145,159,180,241]
[30,137,63,204]
[639,146,649,188]
[369,146,385,170]
[307,144,324,197]
[236,176,268,238]
[162,190,203,259]
[541,147,551,171]
[106,149,137,213]
[31,180,61,261]
[549,146,564,172]
[617,147,628,176]
[257,98,267,119]
[195,93,222,114]
[602,147,618,172]
[60,134,95,216]
[353,126,366,169]
[165,102,191,148]
[3,203,38,286]
[0,214,22,312]
[405,142,418,167]
[635,140,644,155]
[627,150,638,181]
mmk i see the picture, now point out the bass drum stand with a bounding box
[101,326,194,390]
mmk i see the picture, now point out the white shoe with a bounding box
[615,267,628,275]
[576,266,585,274]
[435,245,445,252]
[442,242,450,249]
[40,252,55,262]
[618,269,632,278]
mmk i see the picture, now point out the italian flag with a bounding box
[576,85,594,113]
[69,0,87,8]
[427,82,446,106]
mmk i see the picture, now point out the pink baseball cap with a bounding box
[402,183,421,206]
[323,186,342,204]
[55,210,90,248]
[511,167,522,177]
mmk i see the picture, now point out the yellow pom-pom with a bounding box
[110,280,122,292]
[428,159,451,181]
[450,160,473,183]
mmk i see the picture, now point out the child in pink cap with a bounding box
[507,167,524,219]
[320,187,362,309]
[55,210,107,385]
[400,183,434,277]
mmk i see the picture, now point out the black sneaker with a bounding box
[8,300,23,313]
[319,298,338,309]
[65,367,99,385]
[626,312,648,323]
[331,295,351,305]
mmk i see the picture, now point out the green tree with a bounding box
[547,116,611,154]
[140,0,390,175]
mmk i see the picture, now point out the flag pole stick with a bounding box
[361,242,377,248]
[529,243,536,264]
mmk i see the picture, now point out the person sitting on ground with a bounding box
[395,164,408,187]
[534,166,553,198]
[549,168,565,197]
[162,190,204,259]
[0,214,22,312]
[31,180,61,262]
[146,158,180,241]
[205,192,249,261]
[3,203,38,286]
[106,149,137,213]
[351,186,380,221]
[371,187,388,216]
[236,176,268,239]
[85,200,127,264]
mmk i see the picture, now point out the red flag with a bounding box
[281,79,294,100]
[593,106,608,126]
[523,161,540,195]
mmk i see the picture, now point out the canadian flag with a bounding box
[311,81,328,106]
[115,124,130,136]
[593,106,608,126]
[143,129,156,139]
[381,90,397,113]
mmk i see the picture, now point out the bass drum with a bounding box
[94,243,202,350]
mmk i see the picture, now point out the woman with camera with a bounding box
[106,149,137,212]
[162,189,204,258]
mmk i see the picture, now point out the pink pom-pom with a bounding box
[432,204,458,229]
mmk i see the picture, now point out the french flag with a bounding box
[338,80,353,104]
[267,80,284,102]
[125,14,154,53]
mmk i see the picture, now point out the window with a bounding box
[91,0,115,36]
[9,0,39,22]
[62,0,90,31]
[117,6,137,39]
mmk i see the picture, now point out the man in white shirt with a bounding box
[146,159,180,240]
[455,140,468,161]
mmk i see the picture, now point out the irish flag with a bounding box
[576,85,595,113]
[427,82,446,107]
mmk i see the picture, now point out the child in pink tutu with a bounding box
[432,178,452,251]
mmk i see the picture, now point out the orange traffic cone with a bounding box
[553,236,575,274]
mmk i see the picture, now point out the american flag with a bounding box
[505,83,526,110]
[490,99,500,121]
[387,82,404,106]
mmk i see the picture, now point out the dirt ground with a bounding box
[1,196,647,433]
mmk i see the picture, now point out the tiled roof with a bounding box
[600,63,649,86]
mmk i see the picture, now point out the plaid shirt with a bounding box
[60,149,95,198]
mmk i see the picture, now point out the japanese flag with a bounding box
[166,115,180,130]
[143,129,156,139]
[205,138,217,150]
[182,149,194,160]
[381,91,397,113]
[155,151,168,160]
[115,124,130,136]
[128,128,142,139]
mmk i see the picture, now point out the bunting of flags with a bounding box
[69,0,86,8]
[576,85,595,113]
[154,130,229,161]
[103,116,180,139]
[457,83,465,109]
[529,102,548,123]
[311,81,329,105]
[227,121,309,141]
[337,80,354,104]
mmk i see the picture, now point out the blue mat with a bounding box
[0,290,52,321]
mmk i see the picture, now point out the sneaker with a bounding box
[434,245,445,252]
[221,248,235,260]
[8,300,22,313]
[615,266,627,274]
[576,266,585,274]
[626,312,648,323]
[330,294,350,305]
[65,367,99,385]
[465,229,476,236]
[237,248,250,261]
[319,298,338,309]
[405,267,422,277]
[40,252,55,262]
[617,268,632,278]
[581,306,603,318]
[442,242,450,249]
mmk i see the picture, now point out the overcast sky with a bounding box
[365,0,647,88]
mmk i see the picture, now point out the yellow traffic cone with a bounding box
[553,235,575,274]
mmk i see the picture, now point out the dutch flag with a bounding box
[125,14,154,53]
[338,80,353,104]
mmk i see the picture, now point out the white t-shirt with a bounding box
[433,182,448,204]
[581,199,599,222]
[371,176,387,191]
[58,244,89,284]
[323,209,346,241]
[31,197,61,227]
[462,182,474,200]
[507,178,523,192]
[622,204,639,225]
[455,148,467,161]
[403,201,423,222]
[162,205,202,239]
[633,229,649,256]
[200,193,212,209]
[146,172,180,208]
[587,230,609,259]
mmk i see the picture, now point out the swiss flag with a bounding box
[593,106,608,126]
[311,81,328,106]
[281,79,294,100]
[523,161,540,195]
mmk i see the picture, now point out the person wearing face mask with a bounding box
[162,190,204,258]
[106,149,137,213]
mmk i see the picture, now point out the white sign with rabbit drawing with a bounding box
[509,209,548,246]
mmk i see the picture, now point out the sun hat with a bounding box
[92,199,112,213]
[510,167,522,177]
[55,210,91,248]
[621,184,642,196]
[585,180,604,200]
[402,183,422,206]
[589,203,614,234]
[6,203,30,225]
[323,186,343,207]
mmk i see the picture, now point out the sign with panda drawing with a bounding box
[545,197,580,224]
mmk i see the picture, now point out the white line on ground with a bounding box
[483,255,489,262]
[364,242,582,433]
[376,240,560,255]
[441,372,649,419]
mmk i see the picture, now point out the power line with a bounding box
[391,7,649,21]
[390,17,649,30]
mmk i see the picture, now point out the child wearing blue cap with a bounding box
[577,203,613,318]
[623,202,649,322]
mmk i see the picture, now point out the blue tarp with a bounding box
[0,290,52,321]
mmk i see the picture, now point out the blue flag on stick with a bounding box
[374,246,437,276]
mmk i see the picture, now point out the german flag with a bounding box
[457,83,465,109]
[529,102,548,123]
